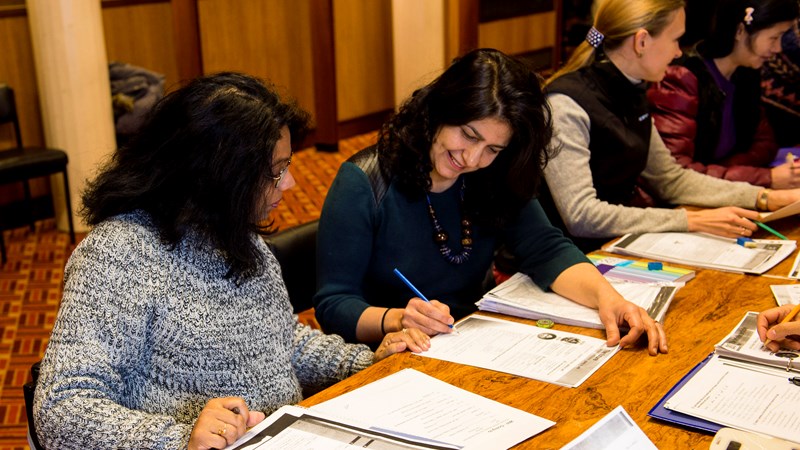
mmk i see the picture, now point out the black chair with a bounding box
[23,361,43,450]
[264,220,319,314]
[0,84,75,264]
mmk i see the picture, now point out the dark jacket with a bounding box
[648,53,778,187]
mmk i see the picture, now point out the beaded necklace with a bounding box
[425,179,473,264]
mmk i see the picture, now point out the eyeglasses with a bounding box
[269,153,292,188]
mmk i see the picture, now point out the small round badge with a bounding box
[536,319,555,329]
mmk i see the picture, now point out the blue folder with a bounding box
[647,353,723,434]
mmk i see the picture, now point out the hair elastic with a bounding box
[744,7,755,25]
[586,27,605,48]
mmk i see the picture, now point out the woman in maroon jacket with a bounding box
[648,0,799,188]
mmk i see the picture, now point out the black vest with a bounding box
[540,61,653,252]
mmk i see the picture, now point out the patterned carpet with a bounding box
[0,131,377,449]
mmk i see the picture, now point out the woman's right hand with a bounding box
[757,305,800,352]
[770,160,800,189]
[402,298,457,336]
[685,207,759,238]
[188,397,265,450]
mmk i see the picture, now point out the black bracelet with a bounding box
[380,308,390,335]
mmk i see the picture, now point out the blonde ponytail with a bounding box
[546,0,685,85]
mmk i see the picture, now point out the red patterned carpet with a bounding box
[0,131,377,449]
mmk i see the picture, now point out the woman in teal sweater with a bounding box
[314,49,668,356]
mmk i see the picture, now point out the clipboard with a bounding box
[647,353,722,434]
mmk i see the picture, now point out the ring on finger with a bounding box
[217,426,227,436]
[402,328,407,334]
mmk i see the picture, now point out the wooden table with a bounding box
[300,217,800,449]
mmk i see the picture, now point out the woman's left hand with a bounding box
[373,328,431,362]
[597,296,668,356]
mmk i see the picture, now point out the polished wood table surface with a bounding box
[300,217,800,449]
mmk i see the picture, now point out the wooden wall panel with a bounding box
[0,14,48,204]
[0,15,43,149]
[333,0,393,121]
[102,2,180,91]
[478,11,556,55]
[391,0,445,108]
[197,0,316,116]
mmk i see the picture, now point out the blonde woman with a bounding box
[540,0,800,252]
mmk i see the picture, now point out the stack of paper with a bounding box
[655,312,800,444]
[226,368,555,449]
[476,272,679,329]
[606,232,796,274]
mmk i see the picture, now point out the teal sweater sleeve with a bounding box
[505,199,591,288]
[314,163,377,342]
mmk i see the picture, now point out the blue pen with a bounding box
[393,268,455,330]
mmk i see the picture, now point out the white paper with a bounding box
[715,311,800,372]
[476,273,678,329]
[311,368,554,450]
[607,232,796,274]
[771,284,800,306]
[418,315,618,387]
[227,404,459,450]
[665,355,800,443]
[788,251,800,279]
[560,406,657,450]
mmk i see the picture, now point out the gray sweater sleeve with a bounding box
[544,93,761,239]
[34,231,192,450]
[291,321,373,390]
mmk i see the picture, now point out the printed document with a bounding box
[771,284,800,306]
[606,232,795,274]
[476,272,678,329]
[664,354,800,443]
[311,368,554,450]
[561,406,657,450]
[663,312,800,443]
[226,404,460,449]
[789,251,800,279]
[418,315,618,387]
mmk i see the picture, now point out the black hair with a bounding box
[702,0,800,58]
[378,48,555,229]
[81,72,310,279]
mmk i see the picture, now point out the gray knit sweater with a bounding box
[34,211,373,449]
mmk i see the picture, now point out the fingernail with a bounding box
[768,329,777,338]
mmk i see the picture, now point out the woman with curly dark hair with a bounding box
[34,72,417,450]
[314,49,668,356]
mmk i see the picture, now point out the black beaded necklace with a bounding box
[425,179,473,264]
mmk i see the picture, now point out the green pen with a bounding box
[752,220,788,240]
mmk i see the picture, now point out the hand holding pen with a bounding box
[393,268,459,336]
[757,304,800,352]
[770,152,800,189]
